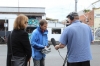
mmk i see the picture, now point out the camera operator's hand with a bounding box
[55,43,65,50]
[55,45,60,50]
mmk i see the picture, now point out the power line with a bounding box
[92,0,100,5]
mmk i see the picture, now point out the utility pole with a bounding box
[18,0,19,14]
[75,0,77,12]
[4,18,7,43]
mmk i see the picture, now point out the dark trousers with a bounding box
[67,61,90,66]
[33,58,45,66]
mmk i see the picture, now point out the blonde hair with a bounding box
[13,14,28,30]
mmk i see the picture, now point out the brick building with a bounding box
[79,8,100,41]
[79,10,94,27]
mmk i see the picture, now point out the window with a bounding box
[27,16,40,27]
[0,20,8,31]
[52,28,61,34]
[26,27,36,33]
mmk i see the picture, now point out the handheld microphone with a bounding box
[51,38,57,47]
[51,38,67,66]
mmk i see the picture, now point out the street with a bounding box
[0,44,100,66]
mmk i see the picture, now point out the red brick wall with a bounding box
[79,10,94,27]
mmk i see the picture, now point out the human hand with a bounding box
[91,41,94,44]
[55,45,60,50]
[28,58,31,62]
[41,46,51,54]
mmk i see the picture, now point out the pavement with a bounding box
[0,44,100,66]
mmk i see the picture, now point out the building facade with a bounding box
[0,7,46,37]
[79,8,100,41]
[94,8,100,41]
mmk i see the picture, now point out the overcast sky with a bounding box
[0,0,98,21]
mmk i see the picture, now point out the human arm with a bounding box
[45,34,49,47]
[55,43,66,50]
[20,32,32,61]
[55,28,69,50]
[30,32,45,50]
[89,27,94,44]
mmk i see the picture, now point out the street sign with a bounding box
[4,23,8,27]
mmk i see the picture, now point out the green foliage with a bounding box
[83,9,90,13]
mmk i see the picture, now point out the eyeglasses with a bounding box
[25,22,28,24]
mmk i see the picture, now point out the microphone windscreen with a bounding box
[51,38,57,47]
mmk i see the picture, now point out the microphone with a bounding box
[51,38,57,47]
[51,38,67,66]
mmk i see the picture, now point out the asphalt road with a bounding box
[0,44,100,66]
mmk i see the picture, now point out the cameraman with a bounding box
[55,12,94,66]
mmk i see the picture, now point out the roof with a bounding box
[0,7,45,16]
[46,17,58,22]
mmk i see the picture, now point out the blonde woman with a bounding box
[7,14,32,66]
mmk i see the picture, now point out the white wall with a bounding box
[8,19,16,31]
[42,15,46,19]
[0,7,45,13]
[0,14,17,31]
[48,22,65,28]
[47,28,64,41]
[94,9,100,41]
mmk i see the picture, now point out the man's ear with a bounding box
[39,25,42,29]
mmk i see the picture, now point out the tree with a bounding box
[83,9,91,13]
